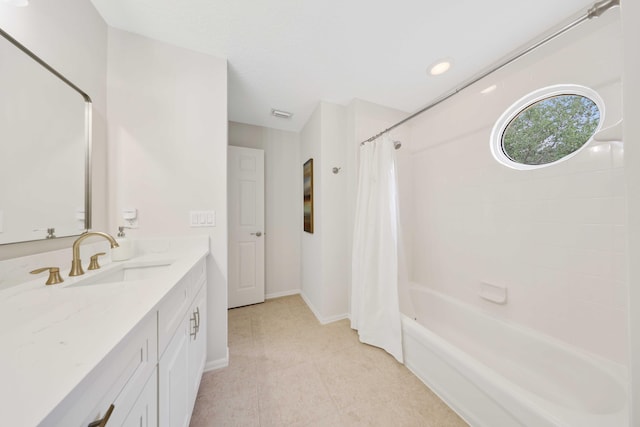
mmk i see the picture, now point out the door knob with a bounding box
[251,231,263,237]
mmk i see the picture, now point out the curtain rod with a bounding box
[360,0,620,146]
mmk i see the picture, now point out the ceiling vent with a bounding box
[271,109,293,119]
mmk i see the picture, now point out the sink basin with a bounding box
[69,261,173,286]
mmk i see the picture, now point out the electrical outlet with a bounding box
[122,208,139,228]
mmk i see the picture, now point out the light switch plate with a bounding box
[190,210,215,227]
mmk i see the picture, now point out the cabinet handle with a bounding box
[190,313,198,339]
[190,307,201,339]
[88,404,114,427]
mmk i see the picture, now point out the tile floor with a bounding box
[190,295,468,427]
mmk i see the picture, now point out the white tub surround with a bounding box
[403,285,628,427]
[0,236,209,427]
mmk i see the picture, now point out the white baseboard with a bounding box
[204,347,229,372]
[300,291,321,321]
[320,312,350,324]
[266,289,301,300]
[300,291,349,325]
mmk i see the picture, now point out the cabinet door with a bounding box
[188,283,208,408]
[122,370,158,427]
[159,314,190,427]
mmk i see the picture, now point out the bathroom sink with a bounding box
[69,261,173,287]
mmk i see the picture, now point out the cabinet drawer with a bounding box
[187,258,206,298]
[44,313,158,427]
[158,275,190,356]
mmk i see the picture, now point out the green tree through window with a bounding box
[502,94,600,165]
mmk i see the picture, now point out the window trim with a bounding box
[490,84,605,170]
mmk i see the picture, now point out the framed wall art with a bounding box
[303,158,314,233]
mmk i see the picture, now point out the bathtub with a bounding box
[402,285,628,427]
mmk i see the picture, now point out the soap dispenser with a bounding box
[111,226,134,261]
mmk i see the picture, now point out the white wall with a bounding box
[300,105,324,316]
[0,0,108,260]
[300,102,349,322]
[107,28,229,367]
[405,11,626,363]
[622,0,640,423]
[228,121,301,298]
[320,103,349,320]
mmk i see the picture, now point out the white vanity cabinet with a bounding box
[0,237,212,427]
[36,255,208,427]
[158,259,207,427]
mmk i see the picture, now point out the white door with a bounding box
[228,146,265,308]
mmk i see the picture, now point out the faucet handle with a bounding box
[30,267,64,285]
[88,252,107,270]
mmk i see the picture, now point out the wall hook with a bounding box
[332,167,341,174]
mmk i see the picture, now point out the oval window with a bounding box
[491,85,604,169]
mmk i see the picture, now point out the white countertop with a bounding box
[0,236,209,427]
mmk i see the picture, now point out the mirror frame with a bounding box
[0,27,92,244]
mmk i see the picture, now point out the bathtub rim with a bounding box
[403,314,561,426]
[405,285,629,387]
[402,285,629,427]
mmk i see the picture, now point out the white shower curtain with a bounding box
[351,135,403,363]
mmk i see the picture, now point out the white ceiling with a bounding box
[89,0,596,133]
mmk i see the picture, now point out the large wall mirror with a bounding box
[0,27,91,245]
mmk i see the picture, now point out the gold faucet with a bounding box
[69,232,119,276]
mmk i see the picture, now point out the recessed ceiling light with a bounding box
[429,60,452,76]
[2,0,29,6]
[271,109,293,119]
[481,84,497,94]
